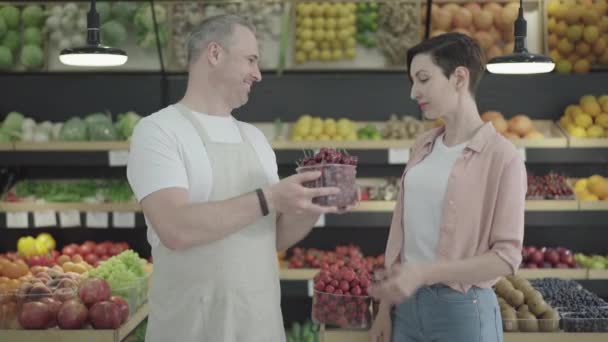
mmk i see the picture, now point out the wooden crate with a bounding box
[0,303,148,342]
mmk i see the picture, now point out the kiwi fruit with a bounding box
[496,281,514,298]
[507,289,525,308]
[501,309,519,332]
[539,309,560,332]
[529,298,550,317]
[513,278,531,291]
[517,304,529,315]
[518,312,539,332]
[524,289,543,303]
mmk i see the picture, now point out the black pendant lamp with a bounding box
[486,0,554,74]
[59,0,128,67]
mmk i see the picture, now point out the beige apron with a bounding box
[145,103,285,342]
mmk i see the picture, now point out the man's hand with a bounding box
[265,171,341,215]
[368,263,427,305]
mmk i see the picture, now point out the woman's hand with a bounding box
[368,263,427,305]
[368,301,392,342]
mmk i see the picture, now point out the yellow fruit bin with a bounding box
[571,176,608,210]
[288,0,423,70]
[544,0,608,74]
[557,94,608,147]
[425,0,544,63]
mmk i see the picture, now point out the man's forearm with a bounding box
[422,252,513,286]
[155,190,268,250]
[276,212,319,251]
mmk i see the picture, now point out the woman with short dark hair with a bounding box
[368,32,526,342]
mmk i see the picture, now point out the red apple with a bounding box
[40,297,62,328]
[544,249,560,266]
[61,245,78,258]
[560,253,574,266]
[109,296,129,324]
[94,244,109,257]
[19,301,51,329]
[78,244,93,256]
[84,254,99,266]
[530,251,544,265]
[525,263,539,269]
[57,300,88,329]
[78,278,111,306]
[89,301,122,329]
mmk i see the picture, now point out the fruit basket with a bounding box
[109,274,149,317]
[311,290,373,329]
[297,163,358,208]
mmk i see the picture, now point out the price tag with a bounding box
[388,148,410,164]
[34,210,57,227]
[314,214,325,228]
[6,212,28,228]
[108,150,129,167]
[113,212,135,228]
[307,280,314,297]
[517,147,526,161]
[59,211,81,228]
[86,212,109,228]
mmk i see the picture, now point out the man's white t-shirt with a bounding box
[126,105,279,247]
[402,134,468,263]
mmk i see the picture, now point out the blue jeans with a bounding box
[391,284,503,342]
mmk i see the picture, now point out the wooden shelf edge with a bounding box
[271,140,416,150]
[117,303,149,341]
[525,200,579,211]
[279,268,318,280]
[518,268,588,280]
[13,141,130,151]
[588,269,608,280]
[579,201,608,211]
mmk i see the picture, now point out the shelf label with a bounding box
[388,148,410,164]
[307,280,314,297]
[34,210,57,227]
[108,150,129,167]
[314,214,325,228]
[517,147,526,161]
[113,212,135,228]
[86,212,109,228]
[59,211,81,228]
[6,212,28,228]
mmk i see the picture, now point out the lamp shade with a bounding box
[486,52,555,74]
[59,45,128,67]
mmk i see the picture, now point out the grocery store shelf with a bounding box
[588,269,608,280]
[319,328,608,342]
[13,141,130,151]
[0,202,141,212]
[0,143,11,151]
[0,302,148,342]
[271,139,415,150]
[280,268,318,281]
[518,268,588,280]
[579,201,608,211]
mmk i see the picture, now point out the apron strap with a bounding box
[174,102,211,146]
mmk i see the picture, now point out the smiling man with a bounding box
[127,15,346,342]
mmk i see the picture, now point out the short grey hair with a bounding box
[186,14,256,66]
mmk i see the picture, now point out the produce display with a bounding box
[296,148,358,209]
[45,3,88,52]
[355,2,379,48]
[286,319,319,342]
[481,111,544,139]
[574,253,608,269]
[547,0,608,73]
[311,254,374,328]
[424,1,520,61]
[358,178,399,202]
[559,95,608,138]
[290,115,358,141]
[1,245,150,330]
[382,114,427,139]
[376,1,419,66]
[521,246,578,269]
[61,240,132,268]
[0,110,141,142]
[169,2,206,69]
[526,172,575,200]
[356,123,381,140]
[573,174,608,201]
[3,179,134,204]
[286,245,384,271]
[494,276,560,332]
[0,4,46,71]
[531,278,608,332]
[294,2,358,64]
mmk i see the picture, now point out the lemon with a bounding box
[305,135,317,141]
[596,113,608,128]
[574,113,593,128]
[292,135,303,141]
[318,134,331,141]
[311,3,323,17]
[309,49,320,60]
[346,48,356,59]
[345,37,356,49]
[311,125,323,137]
[333,135,344,141]
[331,40,343,50]
[325,18,337,30]
[569,106,583,120]
[346,132,358,140]
[559,115,572,128]
[564,104,578,117]
[569,126,587,137]
[36,232,56,251]
[313,17,325,28]
[575,178,588,191]
[338,17,349,29]
[17,236,37,257]
[338,29,351,41]
[581,193,599,201]
[588,175,605,190]
[320,49,332,61]
[300,29,313,40]
[295,123,310,136]
[587,125,605,138]
[325,30,336,41]
[302,17,313,29]
[346,14,356,26]
[35,240,49,255]
[295,51,307,64]
[326,4,338,17]
[297,3,312,16]
[580,95,597,106]
[313,29,325,42]
[332,49,344,60]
